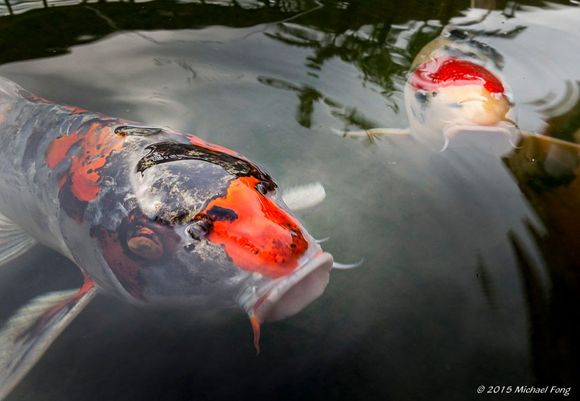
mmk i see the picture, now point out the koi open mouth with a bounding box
[250,252,334,323]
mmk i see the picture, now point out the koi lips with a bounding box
[248,251,333,353]
[199,176,309,278]
[251,252,333,322]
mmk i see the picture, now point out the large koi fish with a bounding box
[0,77,334,399]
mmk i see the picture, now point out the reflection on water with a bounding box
[504,135,580,386]
[0,0,579,400]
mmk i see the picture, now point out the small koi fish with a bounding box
[0,78,336,400]
[337,29,518,150]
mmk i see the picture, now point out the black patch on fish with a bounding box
[23,130,46,169]
[442,45,479,61]
[445,29,505,69]
[206,206,238,222]
[59,177,88,223]
[186,219,211,240]
[448,29,469,40]
[115,126,166,137]
[136,141,275,186]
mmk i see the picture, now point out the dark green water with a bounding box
[0,1,579,400]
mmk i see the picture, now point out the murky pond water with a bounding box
[0,0,579,400]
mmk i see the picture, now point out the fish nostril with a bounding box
[255,180,274,195]
[187,220,211,241]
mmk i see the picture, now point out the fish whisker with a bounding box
[333,258,364,270]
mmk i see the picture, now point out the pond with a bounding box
[0,0,578,400]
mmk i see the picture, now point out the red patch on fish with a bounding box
[410,57,505,94]
[68,123,124,201]
[201,176,308,278]
[46,133,80,168]
[46,121,124,220]
[62,105,88,114]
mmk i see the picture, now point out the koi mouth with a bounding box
[441,124,519,152]
[251,252,333,322]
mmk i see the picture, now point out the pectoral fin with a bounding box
[332,127,411,142]
[0,213,36,268]
[0,279,96,400]
[282,182,326,211]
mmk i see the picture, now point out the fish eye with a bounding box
[415,90,429,104]
[186,219,211,240]
[432,91,438,97]
[255,180,274,195]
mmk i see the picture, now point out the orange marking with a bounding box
[203,176,308,278]
[249,314,261,355]
[46,121,126,221]
[68,123,124,202]
[79,273,95,296]
[47,122,125,204]
[62,105,88,114]
[46,133,80,168]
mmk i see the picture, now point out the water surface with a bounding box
[0,0,579,400]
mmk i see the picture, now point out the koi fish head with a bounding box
[97,138,332,323]
[405,56,516,149]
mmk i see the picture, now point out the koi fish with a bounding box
[337,29,518,149]
[0,77,335,399]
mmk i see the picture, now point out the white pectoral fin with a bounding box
[282,182,326,211]
[0,213,37,268]
[332,127,411,141]
[0,280,96,400]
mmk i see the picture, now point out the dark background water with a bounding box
[0,0,579,400]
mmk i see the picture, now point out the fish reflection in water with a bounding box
[504,134,580,386]
[0,77,336,400]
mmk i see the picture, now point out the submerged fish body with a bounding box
[0,78,332,398]
[403,30,517,150]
